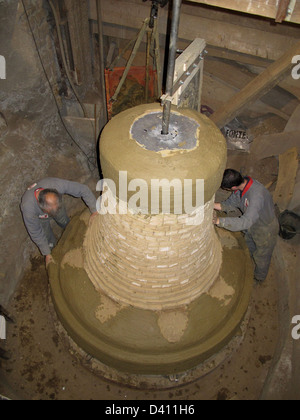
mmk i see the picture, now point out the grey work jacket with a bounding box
[219,177,276,232]
[21,178,97,256]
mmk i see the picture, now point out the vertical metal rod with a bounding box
[145,31,151,103]
[162,0,182,135]
[153,19,162,97]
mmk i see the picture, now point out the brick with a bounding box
[84,196,223,311]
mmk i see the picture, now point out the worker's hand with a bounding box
[89,211,99,226]
[214,203,222,212]
[45,254,54,268]
[213,212,220,226]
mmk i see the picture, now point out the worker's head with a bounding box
[221,169,245,192]
[38,189,62,216]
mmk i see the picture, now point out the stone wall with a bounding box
[0,0,99,304]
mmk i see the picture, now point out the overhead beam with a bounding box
[210,40,300,128]
[99,0,300,61]
[187,0,300,24]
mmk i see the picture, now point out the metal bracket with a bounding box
[142,0,169,27]
[161,39,207,112]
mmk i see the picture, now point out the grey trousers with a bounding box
[244,218,279,282]
[41,205,70,252]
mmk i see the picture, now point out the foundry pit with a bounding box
[1,0,300,401]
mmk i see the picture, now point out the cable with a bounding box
[21,0,97,171]
[48,0,89,119]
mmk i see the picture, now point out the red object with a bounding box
[34,188,44,202]
[242,177,254,197]
[105,67,157,119]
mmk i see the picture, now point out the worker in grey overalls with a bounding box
[21,178,98,268]
[214,169,279,283]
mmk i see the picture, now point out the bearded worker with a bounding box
[214,169,279,284]
[21,178,98,267]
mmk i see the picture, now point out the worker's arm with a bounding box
[214,203,222,211]
[45,254,54,267]
[219,192,241,213]
[56,179,98,214]
[21,211,52,256]
[218,193,263,232]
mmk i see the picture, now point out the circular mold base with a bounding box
[48,295,252,390]
[48,211,253,380]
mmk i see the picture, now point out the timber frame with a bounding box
[188,0,300,24]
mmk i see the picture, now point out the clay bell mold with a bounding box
[100,103,227,209]
[49,211,253,376]
[49,104,253,378]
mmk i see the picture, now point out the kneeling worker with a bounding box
[214,169,279,283]
[21,178,98,267]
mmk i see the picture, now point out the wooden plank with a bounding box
[187,0,300,24]
[274,147,299,212]
[284,104,300,132]
[205,58,299,117]
[275,0,291,23]
[211,40,300,128]
[206,45,272,68]
[251,131,300,159]
[99,0,300,60]
[204,58,253,89]
[64,0,92,87]
[205,47,300,101]
[203,70,290,119]
[280,76,300,101]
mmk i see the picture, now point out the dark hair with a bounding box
[38,189,62,212]
[221,169,244,190]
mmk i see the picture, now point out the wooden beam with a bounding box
[275,0,291,23]
[187,0,300,24]
[251,131,300,159]
[64,0,92,88]
[285,104,300,132]
[274,147,299,212]
[99,0,300,60]
[210,41,300,128]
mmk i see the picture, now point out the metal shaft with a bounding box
[162,0,182,135]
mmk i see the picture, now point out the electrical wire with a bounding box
[48,0,89,119]
[21,0,97,172]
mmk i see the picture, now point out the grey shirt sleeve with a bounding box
[21,207,52,256]
[57,180,97,213]
[219,193,262,232]
[221,192,241,213]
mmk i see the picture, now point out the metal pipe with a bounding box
[96,0,108,124]
[162,0,182,135]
